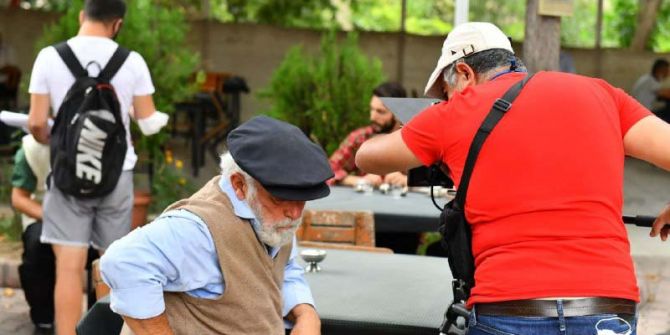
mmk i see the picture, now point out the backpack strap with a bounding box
[454,74,535,210]
[54,42,88,78]
[97,46,131,83]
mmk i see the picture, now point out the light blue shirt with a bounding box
[100,178,314,325]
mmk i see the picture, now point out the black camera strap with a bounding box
[439,73,534,335]
[454,73,534,210]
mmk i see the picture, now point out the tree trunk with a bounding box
[523,0,561,72]
[629,0,663,51]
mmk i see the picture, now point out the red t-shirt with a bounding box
[402,71,651,306]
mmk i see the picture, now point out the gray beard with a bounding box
[245,187,300,248]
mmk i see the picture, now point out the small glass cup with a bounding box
[390,184,403,199]
[362,182,374,195]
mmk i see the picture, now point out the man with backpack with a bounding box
[355,22,670,334]
[27,1,165,334]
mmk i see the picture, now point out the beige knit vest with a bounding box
[162,176,292,335]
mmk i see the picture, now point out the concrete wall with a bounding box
[2,8,670,120]
[0,9,60,79]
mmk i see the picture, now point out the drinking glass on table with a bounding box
[356,179,374,195]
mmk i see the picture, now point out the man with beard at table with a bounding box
[328,82,408,188]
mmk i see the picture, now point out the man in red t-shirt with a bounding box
[356,22,670,334]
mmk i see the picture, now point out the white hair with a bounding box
[443,64,458,87]
[219,152,254,184]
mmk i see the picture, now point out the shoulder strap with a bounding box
[454,74,534,210]
[97,46,131,83]
[54,42,88,78]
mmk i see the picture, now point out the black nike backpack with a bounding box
[49,42,129,198]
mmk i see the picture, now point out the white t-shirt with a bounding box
[28,36,155,171]
[631,73,661,110]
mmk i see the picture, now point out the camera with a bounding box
[379,97,452,187]
[408,164,454,188]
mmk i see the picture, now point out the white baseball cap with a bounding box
[424,22,514,99]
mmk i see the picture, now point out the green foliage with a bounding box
[417,232,441,256]
[604,0,637,48]
[602,0,670,51]
[0,214,21,242]
[560,0,598,48]
[211,0,337,28]
[149,151,196,213]
[33,0,200,206]
[650,1,670,51]
[0,158,13,206]
[470,0,526,41]
[261,32,384,154]
[22,0,670,52]
[0,159,21,242]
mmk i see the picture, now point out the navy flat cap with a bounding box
[227,116,334,201]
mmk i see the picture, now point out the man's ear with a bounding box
[79,10,85,25]
[113,19,124,35]
[455,62,477,86]
[229,173,247,201]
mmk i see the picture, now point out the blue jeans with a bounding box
[467,302,637,335]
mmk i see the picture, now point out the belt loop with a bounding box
[556,300,566,334]
[470,305,478,326]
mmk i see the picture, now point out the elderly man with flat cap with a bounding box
[100,116,331,335]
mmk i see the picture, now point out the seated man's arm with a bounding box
[100,212,220,334]
[328,129,383,187]
[11,188,41,220]
[657,87,670,100]
[282,237,320,334]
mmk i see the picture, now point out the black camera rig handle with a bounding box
[622,215,661,228]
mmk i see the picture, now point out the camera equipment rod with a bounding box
[622,215,665,228]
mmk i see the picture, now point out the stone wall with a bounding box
[2,8,670,120]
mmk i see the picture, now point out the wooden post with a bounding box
[523,0,561,72]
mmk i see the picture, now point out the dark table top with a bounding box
[300,248,453,333]
[307,186,448,233]
[78,249,455,335]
